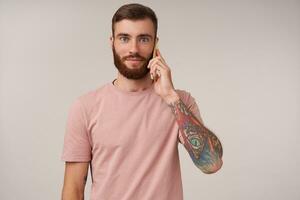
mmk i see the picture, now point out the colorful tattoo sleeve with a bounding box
[169,98,223,174]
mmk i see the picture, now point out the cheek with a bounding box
[114,43,152,57]
[114,46,127,57]
[139,46,153,57]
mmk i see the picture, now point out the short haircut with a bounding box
[111,3,158,38]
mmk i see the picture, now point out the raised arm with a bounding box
[61,162,90,200]
[147,49,223,174]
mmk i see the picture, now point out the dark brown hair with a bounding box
[112,3,158,38]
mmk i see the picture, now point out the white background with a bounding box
[1,0,299,199]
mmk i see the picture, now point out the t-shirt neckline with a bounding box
[109,79,154,96]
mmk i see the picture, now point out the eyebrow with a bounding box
[116,33,153,39]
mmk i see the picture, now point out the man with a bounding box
[61,3,223,200]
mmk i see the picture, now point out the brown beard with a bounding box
[112,45,153,80]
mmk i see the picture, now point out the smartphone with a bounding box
[151,39,159,80]
[152,39,159,58]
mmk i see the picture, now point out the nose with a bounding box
[129,40,139,54]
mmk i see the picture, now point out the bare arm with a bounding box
[61,162,90,200]
[148,47,223,174]
[167,94,223,174]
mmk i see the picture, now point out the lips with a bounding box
[127,60,142,66]
[126,58,143,61]
[126,58,143,66]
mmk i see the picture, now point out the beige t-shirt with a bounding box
[61,81,203,200]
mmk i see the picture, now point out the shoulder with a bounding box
[175,88,196,105]
[78,84,108,103]
[175,88,203,123]
[70,83,109,113]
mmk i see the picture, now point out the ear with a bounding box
[156,37,159,43]
[110,35,114,48]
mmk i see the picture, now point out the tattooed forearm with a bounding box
[169,98,223,174]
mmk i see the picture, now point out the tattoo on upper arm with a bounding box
[169,98,223,173]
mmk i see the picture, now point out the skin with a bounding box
[110,18,156,92]
[148,49,223,174]
[61,162,89,200]
[168,99,223,173]
[111,18,223,174]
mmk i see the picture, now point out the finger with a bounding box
[151,63,166,81]
[150,68,159,80]
[147,56,162,68]
[150,67,158,81]
[151,62,168,81]
[148,56,168,81]
[148,59,160,77]
[151,55,167,69]
[150,63,160,81]
[151,60,168,75]
[150,73,154,80]
[156,49,166,63]
[155,58,169,70]
[147,58,154,69]
[149,58,167,72]
[155,64,166,77]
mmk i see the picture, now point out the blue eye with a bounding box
[120,37,129,42]
[140,37,150,43]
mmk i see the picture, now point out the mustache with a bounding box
[123,54,146,60]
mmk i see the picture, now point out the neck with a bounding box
[114,73,153,92]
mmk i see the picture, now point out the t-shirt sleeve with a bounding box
[61,98,92,162]
[177,91,204,145]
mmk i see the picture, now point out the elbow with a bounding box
[61,186,84,200]
[206,159,223,174]
[198,158,223,174]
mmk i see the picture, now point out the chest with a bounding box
[89,96,177,150]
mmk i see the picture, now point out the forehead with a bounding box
[114,18,155,37]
